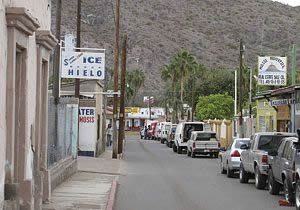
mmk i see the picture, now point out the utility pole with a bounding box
[101,71,108,154]
[148,96,152,120]
[239,39,245,138]
[118,35,127,154]
[112,0,120,159]
[234,70,237,116]
[249,67,252,118]
[53,0,62,103]
[191,69,195,122]
[292,44,296,85]
[75,0,81,98]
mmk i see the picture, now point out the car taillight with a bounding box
[231,150,240,157]
[261,155,268,164]
[193,142,196,148]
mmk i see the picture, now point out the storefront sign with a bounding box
[269,99,295,106]
[79,107,97,154]
[61,51,105,79]
[258,56,287,86]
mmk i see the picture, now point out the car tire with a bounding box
[169,142,172,148]
[191,150,195,158]
[220,158,226,174]
[177,146,182,154]
[166,141,169,147]
[296,179,300,210]
[226,163,234,178]
[283,178,295,205]
[187,148,191,156]
[255,166,267,189]
[239,163,249,183]
[268,169,280,195]
[161,139,164,144]
[173,143,177,152]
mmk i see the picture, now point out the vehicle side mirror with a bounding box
[268,150,278,156]
[220,147,226,151]
[240,144,249,150]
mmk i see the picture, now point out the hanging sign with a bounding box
[258,56,287,86]
[61,51,105,80]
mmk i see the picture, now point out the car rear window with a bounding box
[171,127,176,133]
[195,133,216,141]
[235,140,249,149]
[258,135,295,151]
[184,124,204,140]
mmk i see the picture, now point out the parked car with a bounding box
[219,138,250,178]
[166,124,177,148]
[148,121,158,140]
[239,132,296,189]
[294,130,300,210]
[173,122,211,154]
[268,136,300,205]
[161,122,172,144]
[186,131,220,158]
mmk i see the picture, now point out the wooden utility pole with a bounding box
[112,0,120,159]
[239,39,245,138]
[75,0,81,98]
[118,35,127,154]
[53,0,62,103]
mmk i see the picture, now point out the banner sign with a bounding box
[79,107,97,154]
[269,99,295,106]
[125,107,140,114]
[61,51,105,80]
[258,56,287,86]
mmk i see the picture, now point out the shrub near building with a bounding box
[195,94,234,121]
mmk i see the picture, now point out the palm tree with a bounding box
[173,49,197,119]
[161,62,179,123]
[126,68,145,105]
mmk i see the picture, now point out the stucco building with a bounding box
[0,0,57,209]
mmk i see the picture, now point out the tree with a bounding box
[173,49,197,106]
[161,62,180,123]
[195,94,234,121]
[125,68,145,106]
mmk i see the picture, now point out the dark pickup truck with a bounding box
[268,137,300,205]
[239,132,296,190]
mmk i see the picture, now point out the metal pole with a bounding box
[53,0,62,104]
[75,0,81,98]
[292,44,296,85]
[112,0,120,159]
[101,72,108,154]
[234,69,237,116]
[249,68,252,118]
[118,35,127,154]
[149,97,152,120]
[239,39,244,138]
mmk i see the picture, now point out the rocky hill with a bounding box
[51,0,299,96]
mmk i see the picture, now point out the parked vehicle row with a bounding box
[219,131,300,208]
[153,121,221,159]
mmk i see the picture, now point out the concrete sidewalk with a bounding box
[43,149,122,210]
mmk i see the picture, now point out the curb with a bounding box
[106,177,119,210]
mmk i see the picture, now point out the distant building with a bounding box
[125,107,166,130]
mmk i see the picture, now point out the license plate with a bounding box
[204,150,210,152]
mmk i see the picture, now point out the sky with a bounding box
[272,0,300,6]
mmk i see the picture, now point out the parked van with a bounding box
[173,122,210,154]
[161,122,172,144]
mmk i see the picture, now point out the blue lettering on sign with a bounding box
[97,71,102,77]
[79,108,95,115]
[68,69,74,75]
[83,70,87,76]
[83,56,102,64]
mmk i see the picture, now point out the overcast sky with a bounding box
[272,0,300,6]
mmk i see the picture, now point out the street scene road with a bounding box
[116,135,287,210]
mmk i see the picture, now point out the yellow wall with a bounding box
[256,98,277,132]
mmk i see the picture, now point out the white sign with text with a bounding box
[258,56,287,86]
[61,51,105,79]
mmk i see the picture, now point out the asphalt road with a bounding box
[115,135,288,210]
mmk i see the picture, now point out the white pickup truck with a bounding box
[187,131,220,158]
[173,122,211,154]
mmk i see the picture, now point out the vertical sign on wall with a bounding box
[79,107,97,156]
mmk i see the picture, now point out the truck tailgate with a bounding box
[196,141,219,149]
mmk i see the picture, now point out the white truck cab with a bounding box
[173,122,211,154]
[160,122,172,144]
